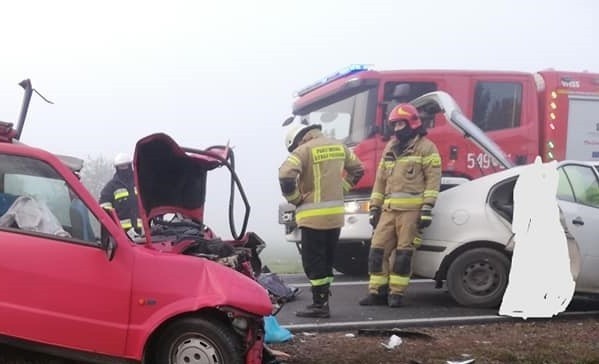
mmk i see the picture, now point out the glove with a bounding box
[369,206,381,229]
[419,204,433,229]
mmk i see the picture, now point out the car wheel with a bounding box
[333,242,369,277]
[447,248,510,308]
[154,317,243,364]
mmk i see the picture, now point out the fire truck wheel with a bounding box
[333,242,370,277]
[153,316,243,364]
[446,247,510,308]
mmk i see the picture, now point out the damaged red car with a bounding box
[0,80,273,364]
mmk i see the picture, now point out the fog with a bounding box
[0,0,597,264]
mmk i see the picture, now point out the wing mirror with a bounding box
[101,207,119,261]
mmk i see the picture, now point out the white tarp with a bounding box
[0,195,70,237]
[499,156,576,318]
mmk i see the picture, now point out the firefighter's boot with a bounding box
[296,284,330,318]
[388,293,403,308]
[359,284,388,306]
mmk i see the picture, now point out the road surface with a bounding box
[274,274,599,331]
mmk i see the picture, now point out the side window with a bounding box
[561,165,599,208]
[383,82,437,127]
[473,82,522,131]
[557,168,575,202]
[0,154,100,244]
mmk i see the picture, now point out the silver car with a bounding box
[410,92,598,308]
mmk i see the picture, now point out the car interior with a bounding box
[489,177,517,222]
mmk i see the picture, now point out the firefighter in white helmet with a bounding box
[279,121,364,318]
[359,103,441,307]
[99,153,142,235]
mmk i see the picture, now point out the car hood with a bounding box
[134,133,229,240]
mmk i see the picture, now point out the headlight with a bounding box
[345,200,369,214]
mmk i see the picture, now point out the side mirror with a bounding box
[100,224,117,261]
[101,207,119,261]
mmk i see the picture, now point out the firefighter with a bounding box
[359,103,441,307]
[99,153,142,235]
[279,122,364,318]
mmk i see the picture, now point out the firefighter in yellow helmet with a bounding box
[359,103,441,307]
[279,121,364,318]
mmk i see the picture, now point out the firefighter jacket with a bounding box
[279,129,365,230]
[370,136,441,211]
[99,173,142,231]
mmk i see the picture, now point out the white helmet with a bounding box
[284,123,321,152]
[113,152,132,167]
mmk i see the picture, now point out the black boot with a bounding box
[359,293,387,306]
[296,284,330,318]
[388,293,403,308]
[359,284,388,306]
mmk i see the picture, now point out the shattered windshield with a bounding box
[296,88,376,145]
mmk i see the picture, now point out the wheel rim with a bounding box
[170,334,223,364]
[462,261,503,296]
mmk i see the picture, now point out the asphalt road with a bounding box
[274,274,599,331]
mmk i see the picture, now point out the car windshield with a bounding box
[295,88,377,145]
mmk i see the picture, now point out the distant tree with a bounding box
[80,155,114,200]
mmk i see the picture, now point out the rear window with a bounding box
[473,82,522,131]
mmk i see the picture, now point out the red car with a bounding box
[0,81,272,364]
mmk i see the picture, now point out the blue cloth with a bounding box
[264,315,292,344]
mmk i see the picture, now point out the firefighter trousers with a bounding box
[367,209,421,295]
[300,227,340,288]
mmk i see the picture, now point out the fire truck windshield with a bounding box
[294,88,376,146]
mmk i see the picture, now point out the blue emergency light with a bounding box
[295,64,372,97]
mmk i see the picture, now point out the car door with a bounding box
[556,164,599,292]
[0,154,133,356]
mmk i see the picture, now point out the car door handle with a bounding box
[572,217,584,226]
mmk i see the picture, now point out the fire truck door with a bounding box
[565,96,599,161]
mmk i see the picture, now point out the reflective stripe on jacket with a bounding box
[99,174,141,231]
[279,129,364,229]
[369,136,441,210]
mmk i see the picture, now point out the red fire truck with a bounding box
[279,64,599,275]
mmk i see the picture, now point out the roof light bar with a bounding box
[295,64,372,97]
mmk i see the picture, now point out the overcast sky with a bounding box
[1,0,598,250]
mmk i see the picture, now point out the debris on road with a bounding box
[446,354,475,364]
[380,334,402,349]
[358,328,433,341]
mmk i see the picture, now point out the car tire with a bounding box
[333,242,370,277]
[446,247,510,308]
[153,316,243,364]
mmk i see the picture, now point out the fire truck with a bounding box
[279,64,599,275]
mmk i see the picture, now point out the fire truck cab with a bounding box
[279,64,599,275]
